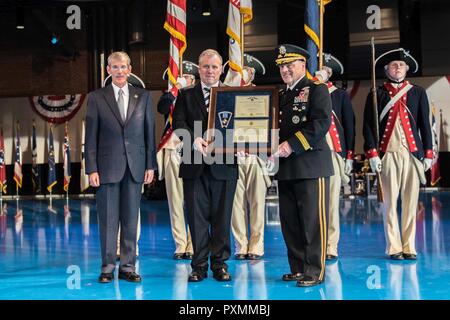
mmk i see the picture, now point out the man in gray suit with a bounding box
[86,51,156,283]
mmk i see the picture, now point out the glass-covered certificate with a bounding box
[206,86,279,154]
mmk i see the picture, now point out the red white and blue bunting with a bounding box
[29,94,86,124]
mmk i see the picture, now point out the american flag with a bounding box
[80,119,89,192]
[13,122,22,189]
[157,0,187,151]
[32,121,41,193]
[224,0,253,86]
[0,128,6,194]
[430,106,441,186]
[63,122,71,192]
[47,125,57,193]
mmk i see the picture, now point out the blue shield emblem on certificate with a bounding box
[218,111,233,128]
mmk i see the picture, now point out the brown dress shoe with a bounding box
[282,272,303,281]
[118,271,142,282]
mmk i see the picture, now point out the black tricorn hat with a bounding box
[103,73,146,88]
[162,60,199,80]
[275,44,309,65]
[224,53,266,75]
[375,48,419,73]
[322,53,344,76]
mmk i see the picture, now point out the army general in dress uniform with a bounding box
[273,44,333,287]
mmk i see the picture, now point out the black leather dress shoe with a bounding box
[184,253,193,260]
[98,272,114,283]
[213,268,231,282]
[173,253,184,260]
[390,253,404,260]
[188,270,207,282]
[403,253,417,260]
[235,254,247,260]
[247,254,262,260]
[282,273,303,281]
[326,254,338,261]
[118,271,142,282]
[296,275,322,287]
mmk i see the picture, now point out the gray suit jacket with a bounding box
[85,84,157,184]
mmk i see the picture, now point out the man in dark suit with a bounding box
[172,49,238,282]
[273,44,333,287]
[86,51,156,283]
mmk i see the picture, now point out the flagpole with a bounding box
[240,12,245,71]
[100,53,105,87]
[318,0,324,70]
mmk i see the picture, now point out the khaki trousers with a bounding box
[231,157,268,256]
[163,148,193,254]
[381,149,420,255]
[327,152,347,256]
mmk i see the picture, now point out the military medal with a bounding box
[299,87,310,102]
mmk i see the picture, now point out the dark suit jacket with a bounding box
[172,83,237,180]
[277,76,334,180]
[85,84,157,184]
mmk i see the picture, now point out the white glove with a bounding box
[344,159,353,175]
[314,69,329,82]
[369,156,382,173]
[176,77,187,88]
[423,158,433,172]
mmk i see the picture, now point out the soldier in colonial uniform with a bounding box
[224,54,272,261]
[273,44,333,287]
[316,54,356,261]
[157,61,199,260]
[363,48,432,260]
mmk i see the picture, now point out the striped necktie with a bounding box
[203,87,210,111]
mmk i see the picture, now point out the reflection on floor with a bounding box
[0,191,449,300]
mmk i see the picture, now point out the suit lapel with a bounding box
[125,86,138,125]
[102,85,124,126]
[194,83,208,119]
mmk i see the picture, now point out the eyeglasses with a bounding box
[109,65,129,71]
